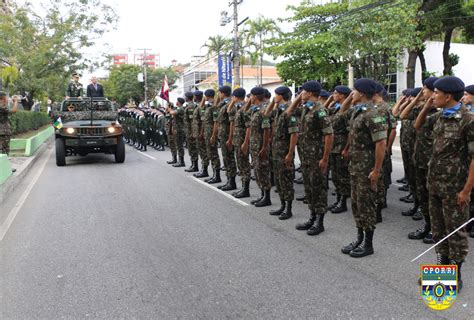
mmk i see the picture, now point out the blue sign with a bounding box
[218,54,233,86]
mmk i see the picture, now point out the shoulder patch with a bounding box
[289,116,297,123]
[318,110,327,118]
[373,116,386,124]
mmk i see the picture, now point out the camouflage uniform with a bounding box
[173,105,186,158]
[232,103,251,183]
[348,102,388,231]
[0,107,12,155]
[184,102,198,162]
[272,103,299,201]
[426,106,473,263]
[400,113,417,196]
[217,98,237,178]
[193,105,208,168]
[203,102,221,170]
[300,102,333,214]
[250,104,272,191]
[66,81,83,98]
[165,110,177,157]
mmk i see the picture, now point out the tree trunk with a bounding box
[417,49,428,83]
[260,37,263,86]
[406,49,417,89]
[442,27,454,76]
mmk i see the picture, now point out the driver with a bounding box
[67,104,76,112]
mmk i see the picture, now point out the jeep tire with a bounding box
[55,138,66,166]
[114,136,125,163]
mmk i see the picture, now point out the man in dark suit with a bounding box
[86,76,104,97]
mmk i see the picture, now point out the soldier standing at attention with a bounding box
[266,86,298,220]
[165,103,177,164]
[216,86,237,191]
[169,98,186,167]
[341,78,387,258]
[66,73,83,99]
[463,85,474,239]
[415,76,473,291]
[202,89,222,184]
[0,93,18,165]
[184,92,199,172]
[192,91,209,178]
[294,81,333,235]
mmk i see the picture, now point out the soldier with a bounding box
[415,76,473,290]
[294,81,333,235]
[137,110,148,151]
[66,73,83,98]
[463,85,474,239]
[202,89,221,184]
[319,89,330,105]
[216,86,237,191]
[168,98,186,167]
[193,91,210,178]
[183,92,199,172]
[266,86,298,220]
[341,78,387,258]
[165,103,177,163]
[0,92,18,164]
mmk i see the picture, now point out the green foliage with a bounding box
[10,111,51,135]
[202,35,232,57]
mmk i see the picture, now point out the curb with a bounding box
[0,137,53,205]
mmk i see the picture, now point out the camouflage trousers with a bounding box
[273,159,295,202]
[376,155,392,206]
[154,129,166,147]
[220,137,237,178]
[205,136,221,170]
[429,192,469,262]
[176,130,185,158]
[351,174,377,231]
[186,132,198,162]
[0,135,10,155]
[251,149,271,191]
[196,135,209,167]
[330,153,350,197]
[234,143,250,183]
[302,163,327,214]
[402,146,417,201]
[415,167,429,218]
[168,132,177,157]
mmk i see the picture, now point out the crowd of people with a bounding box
[118,76,474,290]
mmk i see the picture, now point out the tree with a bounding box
[0,65,19,97]
[202,35,232,58]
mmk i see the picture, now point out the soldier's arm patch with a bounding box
[261,117,271,129]
[322,126,333,135]
[318,110,327,118]
[288,126,299,134]
[373,116,386,124]
[371,130,387,142]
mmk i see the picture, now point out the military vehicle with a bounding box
[54,97,125,166]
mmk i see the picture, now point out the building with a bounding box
[110,52,161,69]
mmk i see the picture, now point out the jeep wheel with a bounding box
[55,138,66,166]
[115,136,125,163]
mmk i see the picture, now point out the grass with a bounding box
[12,124,51,139]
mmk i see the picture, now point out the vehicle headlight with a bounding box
[66,127,75,134]
[107,127,116,133]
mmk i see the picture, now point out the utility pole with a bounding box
[232,0,242,88]
[347,0,354,88]
[137,48,152,106]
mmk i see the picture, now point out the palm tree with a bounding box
[202,35,232,59]
[243,16,280,86]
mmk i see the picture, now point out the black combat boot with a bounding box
[307,214,325,235]
[221,177,237,191]
[207,169,221,184]
[396,176,407,184]
[142,144,147,151]
[341,228,364,254]
[401,205,418,216]
[423,232,435,244]
[296,210,316,230]
[278,201,293,220]
[294,176,304,184]
[412,208,423,221]
[470,228,474,238]
[296,194,306,201]
[328,194,341,211]
[270,199,285,216]
[173,156,185,167]
[251,189,264,205]
[167,155,177,164]
[452,261,463,292]
[217,179,230,190]
[349,230,374,258]
[400,193,414,203]
[204,169,216,183]
[185,160,197,172]
[255,189,271,207]
[398,184,409,192]
[331,196,348,214]
[234,181,250,198]
[408,221,430,240]
[375,204,382,224]
[194,165,209,178]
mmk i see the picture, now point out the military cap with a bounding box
[354,78,377,95]
[423,76,438,91]
[319,89,330,98]
[434,76,465,93]
[232,88,246,98]
[275,86,291,96]
[0,91,6,98]
[204,89,215,97]
[219,85,232,96]
[410,87,422,97]
[335,85,351,95]
[301,81,322,94]
[72,72,81,77]
[402,89,411,96]
[184,92,194,99]
[264,88,271,99]
[250,87,265,96]
[177,97,185,104]
[466,85,474,95]
[193,90,203,97]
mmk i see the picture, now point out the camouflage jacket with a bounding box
[0,107,12,135]
[66,81,83,98]
[217,98,231,141]
[412,106,437,169]
[400,105,419,151]
[203,101,219,138]
[232,103,249,146]
[427,105,474,195]
[250,104,270,153]
[172,106,185,133]
[192,106,203,139]
[329,103,349,154]
[183,102,196,135]
[272,103,299,160]
[348,102,388,176]
[299,101,333,165]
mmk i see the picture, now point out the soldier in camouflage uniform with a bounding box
[202,89,221,184]
[341,78,387,258]
[293,81,333,235]
[165,104,177,164]
[66,73,83,98]
[266,86,298,220]
[0,92,18,157]
[216,86,237,191]
[463,85,474,239]
[193,91,210,178]
[169,98,186,167]
[183,92,199,172]
[415,76,473,291]
[154,110,166,151]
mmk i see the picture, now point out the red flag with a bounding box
[160,75,169,101]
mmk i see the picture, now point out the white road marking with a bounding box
[136,150,157,161]
[189,176,249,207]
[0,148,53,241]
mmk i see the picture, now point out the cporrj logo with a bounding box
[421,264,457,310]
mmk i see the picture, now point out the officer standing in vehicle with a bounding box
[66,73,83,99]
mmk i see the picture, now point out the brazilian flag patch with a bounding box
[289,116,297,124]
[318,111,327,118]
[374,116,386,123]
[262,118,270,125]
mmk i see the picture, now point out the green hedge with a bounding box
[10,111,51,135]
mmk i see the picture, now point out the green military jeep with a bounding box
[54,97,125,166]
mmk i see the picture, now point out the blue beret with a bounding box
[354,78,377,95]
[375,83,384,94]
[177,97,185,104]
[204,89,215,97]
[319,89,330,98]
[219,85,232,96]
[423,76,438,91]
[250,87,265,96]
[434,76,465,93]
[302,81,322,94]
[335,85,351,95]
[232,88,246,98]
[402,89,411,96]
[184,92,194,99]
[264,88,271,99]
[410,87,422,97]
[193,90,203,97]
[466,85,474,95]
[275,86,291,96]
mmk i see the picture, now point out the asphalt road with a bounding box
[0,143,472,319]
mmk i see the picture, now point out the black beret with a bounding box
[374,83,384,94]
[250,87,265,96]
[302,81,322,94]
[466,85,474,95]
[423,76,438,91]
[177,97,185,104]
[410,87,422,97]
[275,86,291,96]
[402,89,410,96]
[204,89,215,97]
[219,85,232,96]
[319,89,330,98]
[354,78,377,95]
[193,90,203,97]
[434,76,465,93]
[184,92,194,99]
[335,85,351,95]
[264,88,271,99]
[232,88,246,98]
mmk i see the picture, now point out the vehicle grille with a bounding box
[77,127,107,135]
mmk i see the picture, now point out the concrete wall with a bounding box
[0,154,12,184]
[10,126,54,157]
